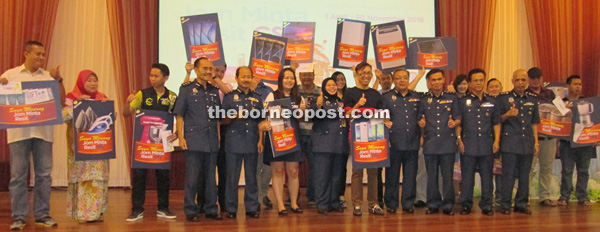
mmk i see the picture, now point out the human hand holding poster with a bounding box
[333,18,371,69]
[132,110,175,169]
[267,98,300,157]
[180,13,226,66]
[73,100,116,161]
[406,37,456,69]
[351,115,390,169]
[0,80,63,129]
[249,31,288,84]
[283,22,316,65]
[370,20,409,72]
[571,97,600,148]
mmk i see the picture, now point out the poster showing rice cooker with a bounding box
[180,13,226,66]
[333,18,371,69]
[282,22,316,65]
[370,20,409,72]
[537,82,572,138]
[0,80,63,129]
[350,115,390,169]
[406,37,457,69]
[571,96,600,148]
[249,31,288,84]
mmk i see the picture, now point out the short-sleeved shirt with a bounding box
[382,89,423,151]
[173,81,221,152]
[419,91,461,155]
[498,90,540,155]
[221,88,264,154]
[458,93,501,156]
[343,87,382,112]
[1,64,55,144]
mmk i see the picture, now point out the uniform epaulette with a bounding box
[424,92,432,96]
[499,91,511,96]
[181,81,193,86]
[253,90,261,96]
[444,91,456,95]
[382,89,395,96]
[526,92,538,97]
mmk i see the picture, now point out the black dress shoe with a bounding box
[414,201,427,208]
[263,197,273,209]
[387,208,397,214]
[500,208,511,215]
[317,209,328,215]
[514,207,532,215]
[291,207,303,214]
[425,208,439,214]
[460,206,471,215]
[226,212,236,219]
[278,209,288,216]
[330,207,344,213]
[246,212,260,218]
[206,213,222,220]
[186,215,199,222]
[443,209,454,215]
[482,208,494,216]
[402,208,414,214]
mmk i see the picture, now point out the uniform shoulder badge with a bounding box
[182,81,192,86]
[526,92,538,97]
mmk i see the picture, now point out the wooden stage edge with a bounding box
[1,187,600,231]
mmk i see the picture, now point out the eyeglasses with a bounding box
[359,72,373,77]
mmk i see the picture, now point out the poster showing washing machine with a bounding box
[132,110,175,169]
[180,13,226,66]
[282,22,316,65]
[370,20,409,73]
[73,100,116,161]
[333,18,371,69]
[406,37,456,69]
[571,96,600,148]
[0,80,63,129]
[249,31,288,84]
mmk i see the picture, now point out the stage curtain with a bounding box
[525,0,600,96]
[0,0,60,191]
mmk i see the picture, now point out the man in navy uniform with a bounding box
[456,68,500,216]
[221,66,264,219]
[418,69,461,216]
[382,68,422,214]
[498,69,540,215]
[174,57,222,221]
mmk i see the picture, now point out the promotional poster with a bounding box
[570,96,600,148]
[350,116,390,169]
[180,13,226,66]
[267,98,300,157]
[370,20,409,72]
[249,31,288,84]
[132,110,175,169]
[537,82,571,139]
[282,22,316,65]
[0,80,63,129]
[73,100,116,161]
[333,18,371,69]
[406,37,457,69]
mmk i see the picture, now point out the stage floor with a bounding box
[1,187,599,231]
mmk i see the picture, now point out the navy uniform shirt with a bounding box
[173,81,221,153]
[222,88,264,154]
[254,81,274,102]
[418,91,461,155]
[382,89,423,151]
[458,93,501,156]
[311,95,345,154]
[498,90,540,155]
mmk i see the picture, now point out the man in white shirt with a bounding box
[0,41,65,230]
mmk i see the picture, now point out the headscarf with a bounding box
[66,70,107,101]
[321,77,340,102]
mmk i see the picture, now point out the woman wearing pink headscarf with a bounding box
[63,70,109,223]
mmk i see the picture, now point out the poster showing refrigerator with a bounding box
[282,22,316,65]
[537,82,571,139]
[266,98,300,157]
[370,20,409,72]
[249,31,288,84]
[333,18,371,69]
[350,116,390,169]
[132,110,175,169]
[0,80,63,129]
[406,37,456,69]
[571,97,600,148]
[180,13,226,66]
[73,100,116,161]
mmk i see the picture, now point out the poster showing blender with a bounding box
[73,100,116,161]
[570,97,600,148]
[249,31,288,84]
[350,116,390,169]
[333,18,371,69]
[282,22,316,65]
[537,82,572,138]
[406,37,457,69]
[0,80,63,129]
[370,20,409,73]
[132,110,175,169]
[180,13,226,66]
[266,98,300,157]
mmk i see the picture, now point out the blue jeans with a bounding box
[559,144,593,201]
[184,151,218,216]
[9,138,53,221]
[225,153,259,213]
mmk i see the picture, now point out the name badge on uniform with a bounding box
[409,98,419,102]
[524,102,534,106]
[192,88,198,95]
[481,102,494,107]
[466,99,472,106]
[249,97,259,103]
[508,97,514,103]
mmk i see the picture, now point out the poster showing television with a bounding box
[537,82,571,138]
[131,110,175,169]
[266,98,300,157]
[370,20,409,73]
[350,116,390,169]
[406,37,457,69]
[0,80,63,129]
[73,100,116,161]
[282,22,316,65]
[249,31,288,84]
[333,18,371,69]
[570,97,600,148]
[180,13,226,66]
